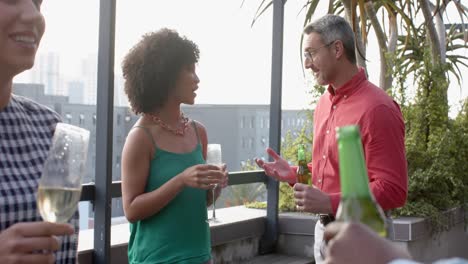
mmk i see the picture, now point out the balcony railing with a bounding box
[87,0,285,262]
[79,170,268,202]
[78,170,274,263]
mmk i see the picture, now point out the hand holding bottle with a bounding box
[296,144,311,185]
[323,222,411,264]
[293,183,332,213]
[335,125,387,237]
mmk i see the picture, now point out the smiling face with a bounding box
[172,63,200,105]
[0,0,45,77]
[303,32,337,86]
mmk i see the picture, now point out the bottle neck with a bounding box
[338,135,372,198]
[298,145,306,161]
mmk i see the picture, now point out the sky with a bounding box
[15,0,468,115]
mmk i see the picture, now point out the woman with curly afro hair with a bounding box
[121,28,228,264]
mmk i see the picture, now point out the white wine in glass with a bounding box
[37,186,83,223]
[37,123,90,223]
[206,143,222,223]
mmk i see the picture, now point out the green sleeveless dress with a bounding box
[128,124,211,264]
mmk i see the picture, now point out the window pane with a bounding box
[78,201,93,230]
[111,2,314,214]
[216,183,266,209]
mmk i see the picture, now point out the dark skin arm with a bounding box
[122,123,226,223]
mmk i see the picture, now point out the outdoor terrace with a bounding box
[59,0,468,263]
[76,174,468,263]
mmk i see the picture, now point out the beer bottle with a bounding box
[335,125,387,237]
[296,144,311,185]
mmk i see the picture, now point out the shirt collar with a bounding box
[327,68,367,100]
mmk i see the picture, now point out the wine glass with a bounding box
[37,123,90,223]
[206,143,222,223]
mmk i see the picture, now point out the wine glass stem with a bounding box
[212,187,216,219]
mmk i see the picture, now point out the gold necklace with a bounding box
[148,112,189,136]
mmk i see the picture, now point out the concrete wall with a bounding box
[277,208,468,263]
[276,212,316,258]
[77,206,468,263]
[393,207,468,263]
[78,206,267,263]
[212,237,261,264]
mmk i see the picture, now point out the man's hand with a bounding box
[255,148,296,183]
[0,222,74,264]
[323,222,412,264]
[293,183,332,213]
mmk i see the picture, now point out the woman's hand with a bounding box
[179,164,226,190]
[206,164,228,206]
[218,164,229,188]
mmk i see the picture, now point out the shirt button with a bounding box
[318,179,322,183]
[344,95,347,99]
[322,155,326,159]
[326,130,330,134]
[333,105,337,110]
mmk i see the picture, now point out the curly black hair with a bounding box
[122,28,200,114]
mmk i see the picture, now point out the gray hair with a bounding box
[303,14,356,64]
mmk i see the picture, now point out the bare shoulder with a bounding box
[193,120,206,137]
[191,120,207,142]
[192,120,207,133]
[123,126,155,159]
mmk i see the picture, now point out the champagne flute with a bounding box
[37,123,90,223]
[206,143,222,223]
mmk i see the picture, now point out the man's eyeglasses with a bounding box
[303,41,335,61]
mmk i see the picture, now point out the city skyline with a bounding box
[13,0,468,115]
[12,82,309,230]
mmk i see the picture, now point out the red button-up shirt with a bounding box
[311,68,407,215]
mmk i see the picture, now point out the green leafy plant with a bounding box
[246,0,468,234]
[223,159,266,208]
[243,111,314,212]
[390,48,468,233]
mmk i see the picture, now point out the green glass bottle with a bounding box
[335,125,387,237]
[296,144,311,185]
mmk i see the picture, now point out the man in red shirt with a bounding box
[255,14,407,263]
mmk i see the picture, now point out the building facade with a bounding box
[13,83,311,227]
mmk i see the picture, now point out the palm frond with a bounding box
[382,0,419,39]
[447,66,462,88]
[251,0,273,27]
[358,0,368,44]
[327,0,334,14]
[351,0,358,33]
[332,1,345,15]
[240,0,246,8]
[452,0,468,43]
[302,0,320,26]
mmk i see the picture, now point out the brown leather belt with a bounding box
[319,214,335,226]
[318,211,391,227]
